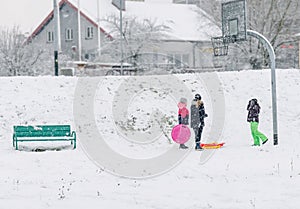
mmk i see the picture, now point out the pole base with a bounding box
[273,133,278,145]
[54,50,59,76]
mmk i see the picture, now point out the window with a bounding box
[173,0,186,3]
[85,27,94,39]
[167,54,174,63]
[175,54,181,65]
[167,53,190,67]
[84,53,89,60]
[173,0,198,4]
[65,28,73,41]
[47,31,54,43]
[182,54,189,66]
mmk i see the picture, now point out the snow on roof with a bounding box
[74,0,221,42]
[27,0,220,42]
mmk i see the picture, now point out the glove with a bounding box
[198,123,205,128]
[204,113,208,118]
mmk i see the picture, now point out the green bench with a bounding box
[13,125,76,150]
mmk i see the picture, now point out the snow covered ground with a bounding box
[0,69,300,209]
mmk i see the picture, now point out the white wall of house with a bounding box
[150,41,214,68]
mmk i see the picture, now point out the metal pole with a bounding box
[299,40,300,68]
[78,0,82,61]
[97,0,101,57]
[120,0,123,75]
[53,0,60,76]
[247,30,278,145]
[54,51,58,76]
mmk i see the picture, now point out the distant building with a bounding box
[27,0,110,62]
[27,0,220,69]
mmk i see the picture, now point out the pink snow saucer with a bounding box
[171,124,191,144]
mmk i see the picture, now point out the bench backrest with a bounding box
[14,125,71,137]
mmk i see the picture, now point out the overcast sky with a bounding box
[0,1,54,33]
[0,0,212,41]
[0,0,120,34]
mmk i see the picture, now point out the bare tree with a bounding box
[199,0,299,69]
[198,0,222,28]
[98,15,171,64]
[246,0,299,67]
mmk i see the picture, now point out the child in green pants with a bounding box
[247,99,268,146]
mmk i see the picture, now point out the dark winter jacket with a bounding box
[179,114,189,125]
[247,99,260,123]
[190,99,207,129]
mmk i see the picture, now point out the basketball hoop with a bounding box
[211,0,278,145]
[211,36,231,56]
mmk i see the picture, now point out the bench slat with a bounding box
[15,131,71,137]
[14,125,70,132]
[16,136,74,141]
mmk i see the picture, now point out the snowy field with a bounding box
[0,69,300,209]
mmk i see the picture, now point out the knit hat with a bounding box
[194,94,201,100]
[179,97,187,104]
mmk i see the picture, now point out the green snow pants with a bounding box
[250,122,268,145]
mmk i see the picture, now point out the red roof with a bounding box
[26,0,112,43]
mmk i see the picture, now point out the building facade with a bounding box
[27,0,218,70]
[27,0,107,62]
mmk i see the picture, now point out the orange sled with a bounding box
[200,142,225,149]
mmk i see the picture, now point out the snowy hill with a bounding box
[0,69,300,209]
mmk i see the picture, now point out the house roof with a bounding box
[27,0,220,43]
[80,0,221,42]
[27,0,110,43]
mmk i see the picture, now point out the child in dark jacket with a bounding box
[190,93,208,150]
[178,98,189,149]
[247,98,268,146]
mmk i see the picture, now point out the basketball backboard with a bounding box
[222,0,247,42]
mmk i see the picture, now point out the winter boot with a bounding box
[262,138,268,145]
[179,144,189,149]
[195,143,203,151]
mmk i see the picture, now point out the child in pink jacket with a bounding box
[178,97,189,149]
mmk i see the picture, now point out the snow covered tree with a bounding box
[98,15,171,65]
[0,26,36,75]
[0,26,54,76]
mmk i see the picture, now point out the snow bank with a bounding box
[0,69,300,209]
